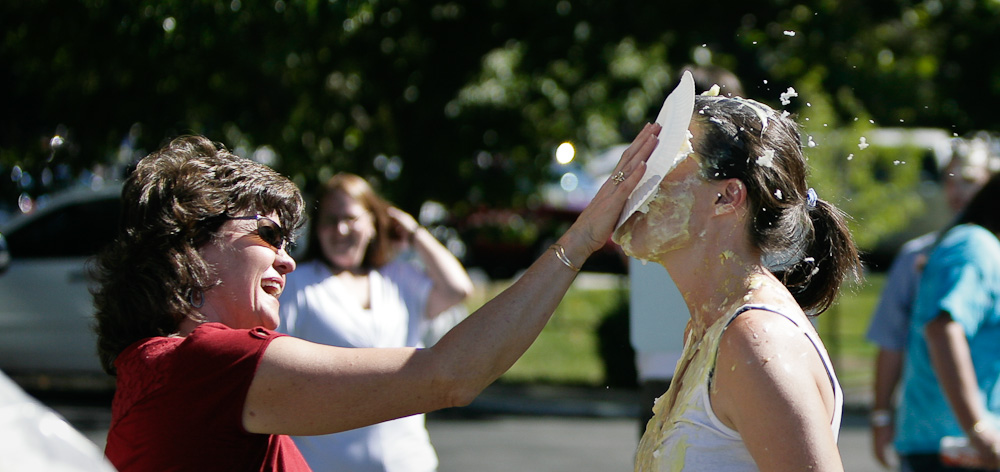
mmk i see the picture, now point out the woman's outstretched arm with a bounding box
[244,123,660,435]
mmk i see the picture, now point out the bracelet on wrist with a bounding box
[550,244,581,272]
[870,409,893,427]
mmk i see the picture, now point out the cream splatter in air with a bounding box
[780,87,798,106]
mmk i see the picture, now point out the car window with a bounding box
[6,198,120,258]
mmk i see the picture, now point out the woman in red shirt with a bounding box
[92,127,658,471]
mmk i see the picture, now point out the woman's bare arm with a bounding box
[244,123,661,435]
[926,312,1000,468]
[713,310,844,471]
[386,206,474,319]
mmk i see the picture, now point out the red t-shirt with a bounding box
[105,323,311,471]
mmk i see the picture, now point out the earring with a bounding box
[187,289,205,308]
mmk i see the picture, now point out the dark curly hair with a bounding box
[91,135,304,375]
[691,95,861,314]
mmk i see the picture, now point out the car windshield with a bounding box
[5,197,120,259]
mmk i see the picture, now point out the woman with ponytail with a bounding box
[617,80,861,471]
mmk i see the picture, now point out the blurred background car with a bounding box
[454,204,627,280]
[0,183,121,389]
[455,144,630,280]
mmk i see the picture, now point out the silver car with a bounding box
[0,184,121,388]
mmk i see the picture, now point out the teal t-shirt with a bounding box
[896,224,1000,454]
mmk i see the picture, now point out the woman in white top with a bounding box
[280,173,473,472]
[618,78,861,471]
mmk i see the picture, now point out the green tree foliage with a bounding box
[793,70,931,250]
[2,0,997,254]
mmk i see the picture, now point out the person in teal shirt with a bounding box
[867,135,999,468]
[896,172,1000,471]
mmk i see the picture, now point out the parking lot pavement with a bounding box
[428,414,638,472]
[426,384,883,472]
[427,412,884,472]
[55,408,883,472]
[43,384,884,471]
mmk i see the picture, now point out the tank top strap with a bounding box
[722,304,844,436]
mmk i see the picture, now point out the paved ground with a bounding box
[428,413,882,472]
[42,383,886,471]
[426,384,884,472]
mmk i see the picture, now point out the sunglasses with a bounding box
[224,215,291,251]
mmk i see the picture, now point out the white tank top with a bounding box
[634,304,843,471]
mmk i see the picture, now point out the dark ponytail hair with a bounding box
[782,200,861,314]
[691,95,861,314]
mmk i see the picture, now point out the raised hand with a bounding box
[564,122,661,258]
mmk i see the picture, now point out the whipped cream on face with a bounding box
[636,131,695,216]
[613,130,695,247]
[614,166,700,262]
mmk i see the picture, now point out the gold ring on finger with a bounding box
[611,171,626,184]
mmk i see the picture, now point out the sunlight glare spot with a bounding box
[555,142,575,164]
